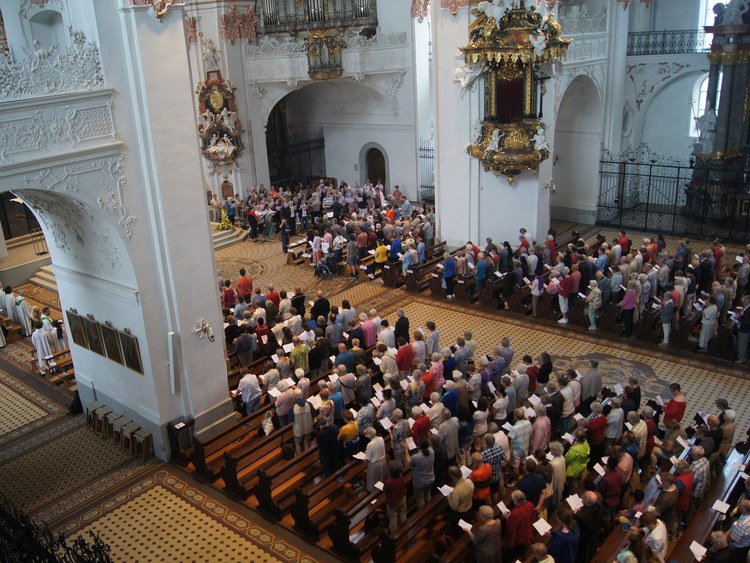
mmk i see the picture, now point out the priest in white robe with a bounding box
[15,290,35,336]
[2,286,18,324]
[53,321,69,352]
[40,307,54,333]
[31,322,52,372]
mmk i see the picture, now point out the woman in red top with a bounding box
[221,279,236,309]
[383,463,407,533]
[395,337,414,375]
[524,355,539,394]
[587,401,607,467]
[663,383,687,424]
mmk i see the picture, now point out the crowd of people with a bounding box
[223,277,750,562]
[436,230,750,362]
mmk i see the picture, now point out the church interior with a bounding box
[1,0,750,561]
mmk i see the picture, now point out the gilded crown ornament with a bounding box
[460,0,570,182]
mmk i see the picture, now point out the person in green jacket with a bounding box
[564,430,590,490]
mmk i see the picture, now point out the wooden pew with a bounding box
[253,444,322,521]
[372,494,452,563]
[221,423,295,500]
[452,275,476,303]
[670,310,702,352]
[667,447,750,562]
[190,404,272,482]
[291,459,370,539]
[328,470,414,561]
[707,316,739,361]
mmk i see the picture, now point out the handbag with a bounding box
[261,411,275,436]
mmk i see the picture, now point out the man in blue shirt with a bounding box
[474,253,488,301]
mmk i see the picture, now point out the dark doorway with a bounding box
[366,148,386,188]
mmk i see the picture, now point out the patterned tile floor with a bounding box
[0,421,136,514]
[59,469,321,563]
[0,367,66,446]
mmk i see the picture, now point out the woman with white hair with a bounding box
[549,441,567,512]
[390,408,411,466]
[428,352,445,393]
[364,426,387,493]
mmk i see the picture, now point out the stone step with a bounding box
[29,275,58,292]
[211,224,246,250]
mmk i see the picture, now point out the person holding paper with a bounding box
[662,383,687,425]
[548,441,567,512]
[471,505,502,563]
[547,508,580,563]
[362,427,387,492]
[697,295,719,352]
[564,430,590,490]
[598,456,623,531]
[584,279,602,330]
[504,490,536,560]
[292,390,314,455]
[688,445,710,521]
[234,368,262,416]
[274,381,295,427]
[390,409,411,467]
[446,465,474,525]
[726,499,750,560]
[640,512,668,562]
[316,414,339,476]
[575,491,604,562]
[337,410,360,460]
[410,438,435,508]
[383,462,408,533]
[736,294,750,365]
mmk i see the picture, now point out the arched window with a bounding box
[690,73,721,137]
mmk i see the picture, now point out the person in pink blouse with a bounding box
[618,280,638,337]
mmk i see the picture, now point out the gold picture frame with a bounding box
[81,317,104,357]
[119,331,143,375]
[66,311,87,349]
[100,324,124,365]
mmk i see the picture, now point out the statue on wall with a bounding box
[195,70,244,171]
[532,126,548,151]
[695,108,716,153]
[487,128,504,151]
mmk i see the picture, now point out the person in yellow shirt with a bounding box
[372,241,389,280]
[337,410,360,460]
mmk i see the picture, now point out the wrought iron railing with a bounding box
[419,137,435,203]
[626,29,708,56]
[258,0,377,34]
[597,158,750,242]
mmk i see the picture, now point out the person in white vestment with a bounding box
[2,286,18,324]
[14,290,35,336]
[31,322,52,374]
[40,307,54,333]
[53,320,69,352]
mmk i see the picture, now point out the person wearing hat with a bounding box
[584,279,602,331]
[470,504,502,562]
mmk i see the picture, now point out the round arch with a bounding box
[358,142,390,191]
[552,74,603,224]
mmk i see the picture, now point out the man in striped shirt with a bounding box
[688,445,710,521]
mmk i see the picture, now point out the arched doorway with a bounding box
[358,142,389,191]
[366,147,386,187]
[552,75,602,224]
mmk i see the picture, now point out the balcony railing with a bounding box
[258,0,377,34]
[627,29,709,56]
